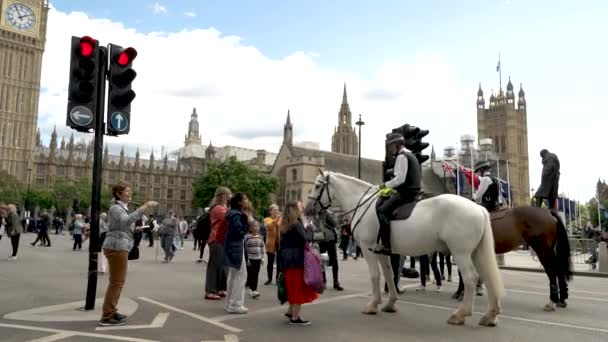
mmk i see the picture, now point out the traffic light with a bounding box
[393,124,431,165]
[107,44,137,135]
[66,36,99,132]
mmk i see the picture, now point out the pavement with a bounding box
[1,233,607,342]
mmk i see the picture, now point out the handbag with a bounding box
[303,242,325,294]
[128,245,139,260]
[276,272,288,304]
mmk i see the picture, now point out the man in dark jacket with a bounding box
[534,149,560,209]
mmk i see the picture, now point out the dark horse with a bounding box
[453,206,573,311]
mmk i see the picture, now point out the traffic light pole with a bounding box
[85,46,107,311]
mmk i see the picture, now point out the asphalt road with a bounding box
[1,233,607,342]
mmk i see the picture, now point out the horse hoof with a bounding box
[362,305,378,315]
[381,305,397,313]
[478,315,498,327]
[543,302,556,312]
[556,301,567,308]
[447,313,465,325]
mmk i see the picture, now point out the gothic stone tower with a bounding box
[184,107,202,146]
[331,84,358,156]
[476,78,530,207]
[0,0,48,181]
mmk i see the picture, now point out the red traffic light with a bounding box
[79,36,96,58]
[116,47,137,66]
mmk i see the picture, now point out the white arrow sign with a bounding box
[95,312,169,331]
[69,106,93,127]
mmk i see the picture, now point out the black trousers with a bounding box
[420,253,442,286]
[439,252,452,278]
[199,240,207,260]
[205,243,227,293]
[144,228,154,247]
[246,259,262,291]
[32,230,50,246]
[73,234,82,250]
[10,234,20,257]
[319,240,340,286]
[377,193,402,246]
[339,236,350,259]
[266,252,276,282]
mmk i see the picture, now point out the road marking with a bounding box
[355,295,608,334]
[96,312,170,331]
[27,332,74,342]
[0,322,159,342]
[507,283,608,296]
[213,293,366,322]
[506,289,608,303]
[201,335,240,342]
[138,297,241,333]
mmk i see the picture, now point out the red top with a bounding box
[208,205,228,244]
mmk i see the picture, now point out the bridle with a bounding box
[308,173,333,211]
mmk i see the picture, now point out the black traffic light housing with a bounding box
[388,124,431,165]
[66,36,99,132]
[107,44,137,135]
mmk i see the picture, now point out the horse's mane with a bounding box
[327,171,375,191]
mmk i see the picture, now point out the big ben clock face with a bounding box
[5,2,37,31]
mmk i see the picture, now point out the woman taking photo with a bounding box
[99,182,158,326]
[278,201,316,326]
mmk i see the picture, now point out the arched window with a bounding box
[291,169,297,182]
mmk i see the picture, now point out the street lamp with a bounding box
[25,167,32,216]
[355,114,365,179]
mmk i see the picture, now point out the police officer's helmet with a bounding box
[386,133,405,145]
[474,160,492,173]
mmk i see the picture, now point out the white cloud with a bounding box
[151,2,167,15]
[38,8,604,202]
[184,11,196,18]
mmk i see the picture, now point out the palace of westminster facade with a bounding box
[0,1,531,217]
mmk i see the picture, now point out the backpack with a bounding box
[194,206,215,241]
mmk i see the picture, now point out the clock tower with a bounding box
[0,0,49,181]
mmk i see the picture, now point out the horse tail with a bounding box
[473,207,505,300]
[550,210,573,281]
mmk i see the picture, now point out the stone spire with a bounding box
[36,128,41,147]
[134,148,140,169]
[67,133,75,162]
[185,107,202,146]
[163,153,169,172]
[331,83,358,156]
[49,127,58,159]
[119,146,125,167]
[283,110,293,146]
[205,140,217,160]
[149,150,155,170]
[60,137,66,150]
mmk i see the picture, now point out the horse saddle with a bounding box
[391,192,434,221]
[489,205,510,221]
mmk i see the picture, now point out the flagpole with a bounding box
[470,147,475,199]
[597,188,602,229]
[506,159,512,207]
[456,145,460,196]
[497,52,502,95]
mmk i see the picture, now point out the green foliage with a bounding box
[192,157,279,216]
[587,197,608,229]
[0,171,24,204]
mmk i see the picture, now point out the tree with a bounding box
[0,170,24,205]
[192,157,279,216]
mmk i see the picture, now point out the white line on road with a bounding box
[200,335,240,342]
[96,312,170,331]
[27,332,74,342]
[0,323,159,342]
[507,288,608,303]
[356,295,608,335]
[138,297,242,333]
[213,293,366,322]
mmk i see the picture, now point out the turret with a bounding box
[506,77,515,105]
[119,146,125,167]
[518,83,526,110]
[283,110,293,146]
[134,148,140,169]
[477,83,485,109]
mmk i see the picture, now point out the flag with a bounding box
[496,60,501,72]
[499,179,512,205]
[442,161,455,177]
[459,166,480,188]
[455,167,465,195]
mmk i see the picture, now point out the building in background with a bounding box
[0,0,49,182]
[476,78,530,206]
[331,84,359,156]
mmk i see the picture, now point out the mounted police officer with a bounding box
[472,160,503,212]
[375,132,421,255]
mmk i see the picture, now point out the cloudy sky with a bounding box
[40,0,607,202]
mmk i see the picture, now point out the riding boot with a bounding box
[373,221,392,255]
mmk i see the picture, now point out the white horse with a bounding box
[305,170,505,326]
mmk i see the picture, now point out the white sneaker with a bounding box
[435,285,442,292]
[8,256,17,261]
[251,291,260,299]
[226,306,248,314]
[416,284,426,291]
